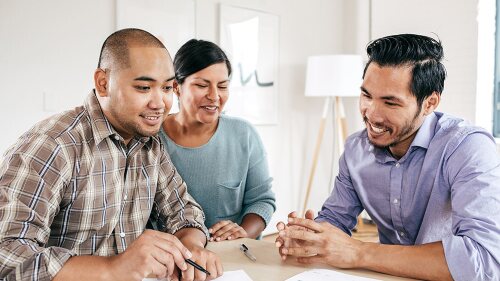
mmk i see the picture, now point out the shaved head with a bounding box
[97,28,170,71]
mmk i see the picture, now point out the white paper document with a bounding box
[142,270,253,281]
[285,269,382,281]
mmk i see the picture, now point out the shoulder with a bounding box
[219,115,260,138]
[3,106,89,163]
[344,129,371,152]
[433,112,494,152]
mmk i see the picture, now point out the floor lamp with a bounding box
[301,55,364,216]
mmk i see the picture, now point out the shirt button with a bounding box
[119,232,125,238]
[114,135,120,141]
[395,162,400,167]
[400,231,405,237]
[393,198,399,204]
[123,195,128,200]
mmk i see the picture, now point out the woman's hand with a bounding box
[209,220,248,242]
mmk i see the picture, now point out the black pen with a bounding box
[185,258,211,276]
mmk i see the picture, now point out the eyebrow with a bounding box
[360,86,404,103]
[193,77,230,84]
[134,76,175,82]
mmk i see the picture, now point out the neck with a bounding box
[163,112,219,147]
[388,131,417,160]
[174,112,218,136]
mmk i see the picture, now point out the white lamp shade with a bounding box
[305,55,364,97]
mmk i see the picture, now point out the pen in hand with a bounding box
[185,258,211,276]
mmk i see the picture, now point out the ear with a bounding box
[94,68,109,97]
[422,91,440,116]
[173,80,181,97]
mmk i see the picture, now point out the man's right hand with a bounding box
[275,209,316,260]
[106,229,192,280]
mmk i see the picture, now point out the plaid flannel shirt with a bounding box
[0,91,207,280]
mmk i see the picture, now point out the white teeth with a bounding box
[204,106,217,110]
[144,116,159,120]
[370,123,386,133]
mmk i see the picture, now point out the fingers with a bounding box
[287,217,322,233]
[305,209,316,220]
[210,221,244,242]
[280,225,318,241]
[182,248,222,281]
[149,248,175,277]
[285,245,320,257]
[209,220,231,241]
[170,268,180,281]
[208,220,230,235]
[152,238,188,271]
[287,211,298,219]
[151,230,192,259]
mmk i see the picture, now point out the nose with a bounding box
[361,99,383,123]
[206,85,220,102]
[149,88,165,110]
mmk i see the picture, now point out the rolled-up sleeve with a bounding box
[444,132,500,280]
[315,151,363,235]
[0,135,75,280]
[155,151,208,237]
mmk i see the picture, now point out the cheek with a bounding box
[219,92,229,106]
[163,94,174,112]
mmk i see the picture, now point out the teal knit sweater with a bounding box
[159,115,276,229]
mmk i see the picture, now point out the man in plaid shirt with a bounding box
[0,28,222,281]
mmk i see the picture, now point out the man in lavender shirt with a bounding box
[276,34,500,281]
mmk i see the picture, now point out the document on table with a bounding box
[142,270,253,281]
[285,269,382,281]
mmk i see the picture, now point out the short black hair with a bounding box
[174,39,232,84]
[97,28,168,70]
[363,34,447,107]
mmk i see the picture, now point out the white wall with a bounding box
[0,0,350,234]
[370,0,479,123]
[0,0,486,235]
[0,0,115,152]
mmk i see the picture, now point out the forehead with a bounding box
[190,63,229,79]
[122,47,174,76]
[362,63,415,100]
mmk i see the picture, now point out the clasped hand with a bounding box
[275,210,364,269]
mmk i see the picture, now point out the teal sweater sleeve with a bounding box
[159,115,276,229]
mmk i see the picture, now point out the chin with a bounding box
[367,135,392,149]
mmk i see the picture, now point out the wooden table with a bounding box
[207,238,417,281]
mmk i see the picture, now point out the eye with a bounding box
[195,84,208,88]
[134,85,150,91]
[361,92,371,99]
[163,85,173,92]
[218,85,228,89]
[385,102,398,106]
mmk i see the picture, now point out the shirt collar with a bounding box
[409,112,437,150]
[84,90,155,149]
[371,112,438,163]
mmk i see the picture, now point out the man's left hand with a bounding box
[280,217,364,269]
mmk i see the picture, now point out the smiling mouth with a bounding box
[367,121,390,134]
[201,105,218,111]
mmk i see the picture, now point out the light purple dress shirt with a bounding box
[316,112,500,281]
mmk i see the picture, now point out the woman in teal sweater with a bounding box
[159,39,276,241]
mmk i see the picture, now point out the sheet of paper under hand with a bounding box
[285,269,382,281]
[142,270,253,281]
